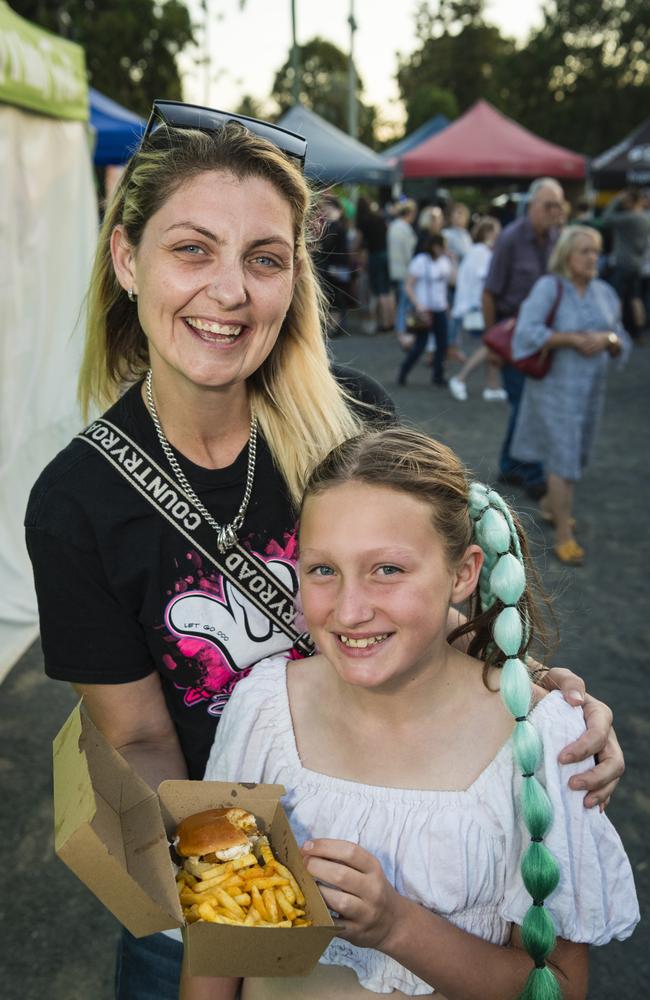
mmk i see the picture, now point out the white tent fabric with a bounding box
[0,105,97,674]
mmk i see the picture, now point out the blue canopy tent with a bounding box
[89,88,145,165]
[381,114,450,164]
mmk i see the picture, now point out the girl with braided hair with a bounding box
[190,427,638,1000]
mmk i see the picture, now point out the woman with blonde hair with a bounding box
[511,225,630,564]
[25,101,392,998]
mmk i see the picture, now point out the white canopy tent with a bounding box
[0,2,98,678]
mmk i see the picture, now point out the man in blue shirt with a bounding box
[483,178,564,497]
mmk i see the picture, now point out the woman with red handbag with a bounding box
[511,227,630,564]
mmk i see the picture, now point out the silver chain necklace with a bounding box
[145,369,257,553]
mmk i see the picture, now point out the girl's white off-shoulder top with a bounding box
[204,657,639,996]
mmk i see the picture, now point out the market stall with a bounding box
[400,100,585,181]
[0,2,98,676]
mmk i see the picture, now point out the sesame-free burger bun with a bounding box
[175,808,256,860]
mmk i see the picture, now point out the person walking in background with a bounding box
[398,233,452,387]
[314,195,354,338]
[600,188,650,341]
[511,226,630,565]
[448,216,507,402]
[483,177,565,500]
[387,200,418,346]
[356,196,395,334]
[416,203,445,249]
[444,202,473,362]
[416,204,446,365]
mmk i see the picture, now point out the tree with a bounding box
[8,0,195,115]
[235,94,266,120]
[507,0,650,154]
[396,0,517,132]
[271,37,378,147]
[402,86,458,133]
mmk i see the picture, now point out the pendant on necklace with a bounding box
[217,524,238,554]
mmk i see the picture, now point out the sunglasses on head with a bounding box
[140,100,307,171]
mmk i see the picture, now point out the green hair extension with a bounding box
[470,483,562,1000]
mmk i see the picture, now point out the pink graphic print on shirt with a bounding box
[162,532,302,716]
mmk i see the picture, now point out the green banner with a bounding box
[0,1,87,120]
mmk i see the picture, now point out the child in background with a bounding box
[184,427,638,1000]
[448,216,508,402]
[398,234,453,388]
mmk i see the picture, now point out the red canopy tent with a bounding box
[401,100,585,180]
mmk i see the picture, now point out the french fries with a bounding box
[176,835,312,928]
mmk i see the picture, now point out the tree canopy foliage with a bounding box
[271,37,378,147]
[11,0,650,157]
[397,0,650,155]
[8,0,195,116]
[397,0,516,133]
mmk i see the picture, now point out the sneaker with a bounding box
[449,376,468,401]
[482,387,508,401]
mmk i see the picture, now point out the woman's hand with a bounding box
[573,331,611,356]
[538,667,624,810]
[301,839,400,950]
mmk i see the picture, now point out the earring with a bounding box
[127,288,137,302]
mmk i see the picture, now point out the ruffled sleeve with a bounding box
[203,655,290,783]
[500,692,639,945]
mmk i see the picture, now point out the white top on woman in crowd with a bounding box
[451,242,493,320]
[408,252,452,312]
[387,213,418,283]
[205,656,638,996]
[442,225,473,262]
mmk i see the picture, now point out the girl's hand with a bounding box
[301,838,400,949]
[540,667,624,810]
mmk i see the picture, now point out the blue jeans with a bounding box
[448,314,463,346]
[499,364,545,486]
[392,280,409,334]
[399,311,448,383]
[115,929,182,1000]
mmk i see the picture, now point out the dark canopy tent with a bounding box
[400,100,585,181]
[89,88,145,165]
[278,105,397,185]
[591,117,650,188]
[381,114,449,164]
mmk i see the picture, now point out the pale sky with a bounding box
[180,0,544,132]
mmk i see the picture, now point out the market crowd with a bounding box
[314,180,647,565]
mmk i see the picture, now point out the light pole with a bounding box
[291,0,300,106]
[348,0,358,140]
[202,0,211,104]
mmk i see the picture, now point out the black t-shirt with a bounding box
[25,367,393,779]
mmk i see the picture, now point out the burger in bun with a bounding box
[174,807,259,863]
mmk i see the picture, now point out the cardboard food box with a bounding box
[53,703,336,977]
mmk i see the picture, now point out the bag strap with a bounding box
[544,276,564,329]
[77,418,314,656]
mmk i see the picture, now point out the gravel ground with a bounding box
[1,326,647,998]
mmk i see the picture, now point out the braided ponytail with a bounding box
[469,483,562,1000]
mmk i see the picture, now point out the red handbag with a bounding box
[482,278,563,380]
